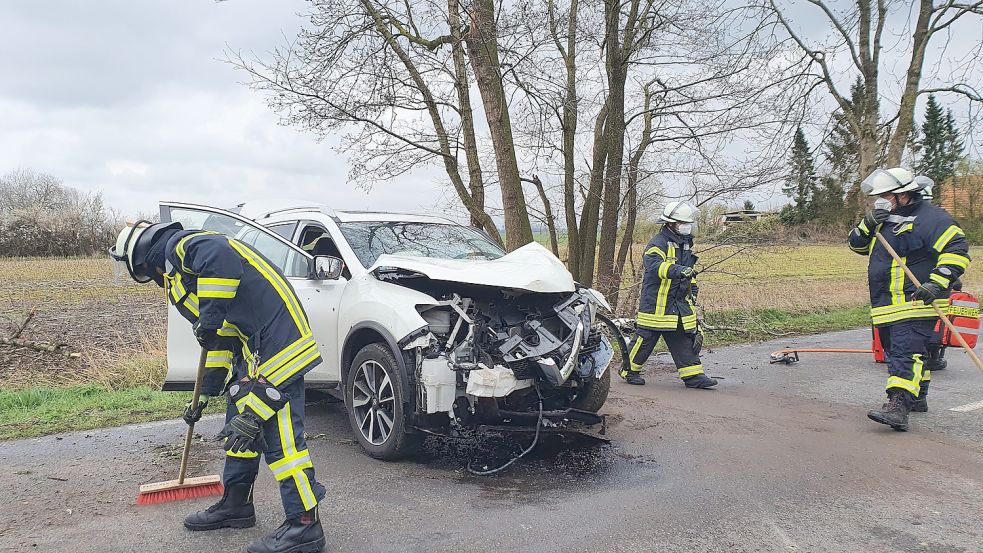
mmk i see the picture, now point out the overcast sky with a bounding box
[2,2,979,220]
[0,0,452,218]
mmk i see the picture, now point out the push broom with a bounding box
[875,231,983,376]
[137,348,224,505]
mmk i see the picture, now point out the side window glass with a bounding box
[167,208,308,278]
[268,222,297,241]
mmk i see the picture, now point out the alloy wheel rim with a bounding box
[351,360,396,445]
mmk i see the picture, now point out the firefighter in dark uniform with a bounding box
[620,201,717,389]
[849,168,971,431]
[111,221,327,553]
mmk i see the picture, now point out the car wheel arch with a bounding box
[341,322,415,411]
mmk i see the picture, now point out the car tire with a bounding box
[571,363,610,413]
[345,343,421,460]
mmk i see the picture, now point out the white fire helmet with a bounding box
[109,220,181,283]
[860,167,914,196]
[659,201,699,224]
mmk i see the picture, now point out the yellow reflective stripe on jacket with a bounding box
[645,246,666,259]
[227,239,311,335]
[166,272,200,317]
[236,392,277,420]
[174,231,220,273]
[198,277,240,299]
[889,257,906,305]
[938,252,970,270]
[932,225,964,252]
[258,335,316,378]
[205,350,234,370]
[870,300,946,325]
[226,448,259,458]
[678,364,704,378]
[657,261,672,279]
[929,273,951,288]
[267,344,321,387]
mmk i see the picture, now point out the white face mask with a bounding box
[873,197,895,212]
[676,223,694,235]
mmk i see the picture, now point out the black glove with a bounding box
[182,395,209,425]
[912,281,945,304]
[691,331,704,355]
[193,323,222,351]
[678,266,696,279]
[217,412,266,454]
[862,209,890,230]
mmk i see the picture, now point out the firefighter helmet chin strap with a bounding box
[109,219,154,284]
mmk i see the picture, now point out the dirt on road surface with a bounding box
[2,328,982,553]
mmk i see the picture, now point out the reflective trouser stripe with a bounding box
[227,448,259,459]
[271,403,317,511]
[678,364,704,378]
[629,337,644,372]
[887,354,924,396]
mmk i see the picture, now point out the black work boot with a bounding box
[184,483,256,531]
[683,374,718,389]
[925,347,947,371]
[912,381,929,413]
[624,371,646,385]
[247,507,326,553]
[867,389,913,431]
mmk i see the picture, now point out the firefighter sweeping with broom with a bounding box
[111,221,327,553]
[621,201,717,389]
[849,168,971,431]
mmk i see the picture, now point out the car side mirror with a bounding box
[311,256,344,280]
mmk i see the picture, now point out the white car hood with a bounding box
[369,242,576,293]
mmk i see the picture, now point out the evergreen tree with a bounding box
[743,200,756,211]
[916,95,964,204]
[817,78,865,223]
[781,127,817,224]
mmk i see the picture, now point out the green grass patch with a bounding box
[0,386,196,440]
[703,305,873,348]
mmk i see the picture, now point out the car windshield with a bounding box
[339,221,506,267]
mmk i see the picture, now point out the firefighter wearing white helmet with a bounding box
[110,220,328,552]
[621,201,717,389]
[850,167,971,432]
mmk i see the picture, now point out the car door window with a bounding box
[165,206,309,278]
[267,222,297,241]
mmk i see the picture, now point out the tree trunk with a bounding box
[552,0,581,277]
[595,0,628,299]
[466,0,534,251]
[613,83,655,310]
[577,102,608,285]
[361,0,503,247]
[885,0,933,165]
[449,0,487,231]
[526,175,560,256]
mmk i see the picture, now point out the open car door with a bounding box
[159,201,341,390]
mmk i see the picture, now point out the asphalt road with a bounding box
[2,328,982,553]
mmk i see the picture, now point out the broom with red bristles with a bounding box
[137,348,224,505]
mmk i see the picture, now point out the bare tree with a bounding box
[765,0,983,204]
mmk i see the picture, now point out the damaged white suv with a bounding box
[162,201,620,460]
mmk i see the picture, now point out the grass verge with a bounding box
[0,386,194,441]
[703,305,873,348]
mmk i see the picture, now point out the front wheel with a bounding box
[345,343,421,460]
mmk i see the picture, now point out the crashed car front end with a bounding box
[376,266,614,433]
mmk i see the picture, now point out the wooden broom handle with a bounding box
[874,232,983,376]
[178,348,209,484]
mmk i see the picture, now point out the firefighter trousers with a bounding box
[627,320,704,380]
[222,376,326,518]
[877,319,935,397]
